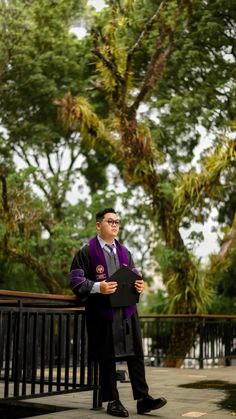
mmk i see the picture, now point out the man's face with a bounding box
[96,212,120,241]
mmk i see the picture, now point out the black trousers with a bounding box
[99,356,149,402]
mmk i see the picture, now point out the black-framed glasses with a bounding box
[104,219,120,226]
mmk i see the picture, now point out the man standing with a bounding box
[69,208,167,417]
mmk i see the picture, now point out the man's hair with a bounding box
[96,208,117,222]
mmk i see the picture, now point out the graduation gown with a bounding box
[70,239,144,362]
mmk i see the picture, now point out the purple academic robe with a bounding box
[69,236,144,361]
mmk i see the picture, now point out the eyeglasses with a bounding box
[104,219,120,226]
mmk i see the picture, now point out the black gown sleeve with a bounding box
[70,245,95,303]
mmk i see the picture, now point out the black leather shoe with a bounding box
[107,400,129,417]
[137,395,167,414]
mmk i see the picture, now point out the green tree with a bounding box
[59,0,236,365]
[1,0,236,366]
[0,0,110,292]
[209,250,236,315]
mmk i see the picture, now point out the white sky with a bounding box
[181,215,219,262]
[88,0,106,11]
[70,0,106,39]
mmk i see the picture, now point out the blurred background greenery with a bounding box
[0,0,236,315]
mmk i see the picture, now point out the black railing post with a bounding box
[80,313,86,386]
[72,312,78,389]
[13,300,24,397]
[4,311,12,398]
[225,319,232,366]
[65,313,70,390]
[198,317,204,369]
[31,311,39,395]
[22,311,29,396]
[40,312,46,394]
[56,313,63,391]
[48,314,55,393]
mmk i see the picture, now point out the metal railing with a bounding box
[0,290,101,408]
[140,314,236,369]
[1,289,236,407]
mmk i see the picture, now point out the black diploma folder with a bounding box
[107,265,141,307]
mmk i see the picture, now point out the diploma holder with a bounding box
[106,265,141,307]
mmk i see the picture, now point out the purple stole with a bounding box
[89,236,137,320]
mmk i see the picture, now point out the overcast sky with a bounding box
[88,0,106,11]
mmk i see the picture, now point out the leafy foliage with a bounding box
[58,0,236,317]
[0,0,236,322]
[0,0,108,292]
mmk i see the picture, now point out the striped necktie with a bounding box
[105,244,115,254]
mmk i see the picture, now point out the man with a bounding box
[69,208,167,417]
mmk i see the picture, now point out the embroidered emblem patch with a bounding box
[96,274,106,280]
[96,265,104,274]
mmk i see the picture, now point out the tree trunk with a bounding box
[163,321,197,367]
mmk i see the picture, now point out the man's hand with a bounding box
[100,280,118,294]
[134,279,145,293]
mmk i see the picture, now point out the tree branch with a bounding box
[91,48,124,85]
[127,1,166,60]
[0,171,61,293]
[130,39,173,113]
[0,242,61,293]
[128,2,183,113]
[0,171,9,216]
[119,1,167,107]
[46,152,56,175]
[15,146,51,200]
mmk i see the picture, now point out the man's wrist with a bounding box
[90,282,101,294]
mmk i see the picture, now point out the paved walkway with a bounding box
[24,366,236,419]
